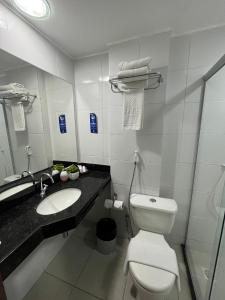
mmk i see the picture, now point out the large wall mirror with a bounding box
[0,49,77,187]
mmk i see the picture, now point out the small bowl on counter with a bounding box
[68,171,79,181]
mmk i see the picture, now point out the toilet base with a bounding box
[124,271,167,300]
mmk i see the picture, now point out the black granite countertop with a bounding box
[0,169,110,280]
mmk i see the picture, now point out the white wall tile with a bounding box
[134,163,161,196]
[136,134,163,165]
[182,102,200,134]
[163,100,184,134]
[110,160,134,186]
[110,132,136,162]
[109,106,123,134]
[76,83,100,111]
[185,67,207,102]
[168,211,189,244]
[197,133,225,164]
[166,70,187,103]
[26,111,44,134]
[174,163,194,191]
[189,26,225,69]
[75,56,101,84]
[201,101,225,133]
[194,163,223,193]
[178,133,198,164]
[139,31,171,69]
[205,67,225,101]
[139,103,164,135]
[190,190,212,218]
[169,35,190,71]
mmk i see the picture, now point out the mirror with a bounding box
[0,49,77,187]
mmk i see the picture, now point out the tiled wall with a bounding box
[75,54,109,164]
[74,25,225,244]
[164,26,225,244]
[74,32,171,238]
[44,73,78,162]
[108,33,171,236]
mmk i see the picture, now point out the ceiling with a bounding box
[0,49,28,73]
[3,0,225,58]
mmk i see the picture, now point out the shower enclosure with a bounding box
[186,55,225,300]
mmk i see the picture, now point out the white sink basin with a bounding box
[36,188,81,215]
[0,182,34,201]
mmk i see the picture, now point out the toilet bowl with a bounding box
[125,194,178,300]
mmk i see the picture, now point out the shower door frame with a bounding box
[185,54,225,300]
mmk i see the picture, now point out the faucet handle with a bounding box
[43,184,48,191]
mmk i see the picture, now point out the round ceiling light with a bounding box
[12,0,51,19]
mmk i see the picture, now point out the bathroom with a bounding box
[0,0,225,299]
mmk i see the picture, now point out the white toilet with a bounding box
[125,193,178,300]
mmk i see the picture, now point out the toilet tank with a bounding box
[130,194,177,234]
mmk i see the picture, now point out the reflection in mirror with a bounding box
[0,49,77,187]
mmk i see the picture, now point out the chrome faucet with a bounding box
[21,170,35,185]
[40,173,54,198]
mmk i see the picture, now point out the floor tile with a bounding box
[76,246,127,300]
[46,233,94,286]
[23,272,72,300]
[73,220,97,242]
[68,287,100,300]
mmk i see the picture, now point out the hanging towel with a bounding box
[11,102,26,131]
[119,57,151,71]
[122,80,145,130]
[124,236,181,292]
[118,66,150,79]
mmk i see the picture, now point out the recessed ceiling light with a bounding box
[12,0,51,19]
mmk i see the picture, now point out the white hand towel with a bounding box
[118,66,150,79]
[11,102,26,131]
[122,80,145,130]
[124,237,181,292]
[119,57,151,71]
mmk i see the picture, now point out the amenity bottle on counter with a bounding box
[60,170,69,182]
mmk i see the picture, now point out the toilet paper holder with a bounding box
[104,198,124,211]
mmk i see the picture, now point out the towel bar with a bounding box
[109,72,162,93]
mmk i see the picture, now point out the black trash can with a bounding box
[96,218,117,254]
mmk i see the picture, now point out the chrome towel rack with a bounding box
[109,72,163,93]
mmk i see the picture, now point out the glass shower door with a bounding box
[210,209,225,300]
[185,61,225,300]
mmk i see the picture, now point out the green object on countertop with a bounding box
[66,164,79,173]
[52,164,64,172]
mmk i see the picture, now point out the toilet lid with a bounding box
[129,262,176,294]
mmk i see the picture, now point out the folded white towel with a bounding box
[0,83,25,91]
[118,66,150,79]
[11,102,26,131]
[0,90,28,98]
[122,80,145,130]
[119,57,151,71]
[124,236,181,292]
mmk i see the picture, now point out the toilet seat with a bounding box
[128,230,177,295]
[130,262,176,294]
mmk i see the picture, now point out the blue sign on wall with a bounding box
[59,114,67,133]
[90,113,98,133]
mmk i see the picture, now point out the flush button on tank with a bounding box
[149,198,156,203]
